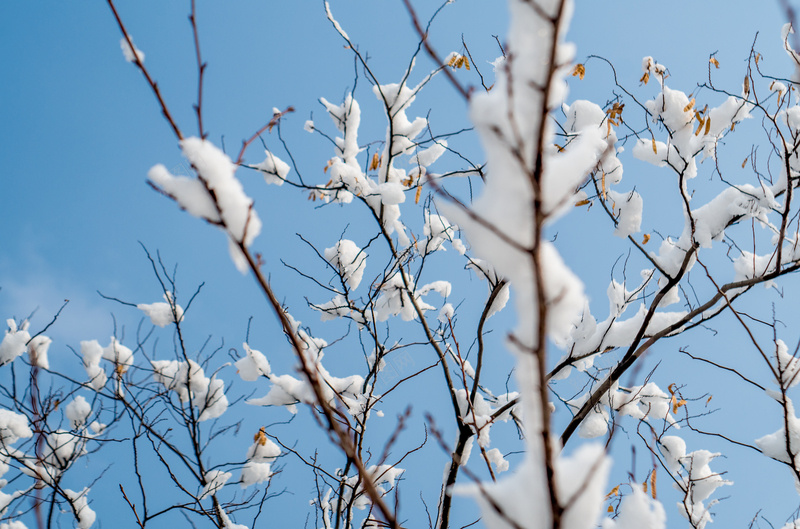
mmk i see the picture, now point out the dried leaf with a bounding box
[370,152,381,171]
[254,427,267,446]
[742,157,748,169]
[710,56,720,68]
[601,171,607,200]
[651,137,658,155]
[706,395,713,405]
[642,233,651,245]
[324,158,334,173]
[606,485,620,498]
[415,184,422,204]
[704,116,711,135]
[650,468,657,499]
[575,199,591,207]
[695,116,705,136]
[683,98,696,112]
[607,505,614,513]
[640,71,650,85]
[744,75,750,96]
[464,56,471,70]
[642,482,648,493]
[573,63,586,80]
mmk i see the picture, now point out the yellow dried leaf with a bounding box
[642,233,651,245]
[668,383,677,395]
[447,55,457,67]
[254,427,267,446]
[607,505,614,513]
[640,71,650,85]
[651,468,657,499]
[324,159,334,173]
[464,56,471,70]
[642,482,648,493]
[415,184,422,204]
[651,137,658,155]
[683,98,696,112]
[695,116,705,136]
[554,143,564,152]
[601,171,607,200]
[672,395,679,414]
[573,63,586,80]
[575,199,591,207]
[605,485,620,498]
[710,56,720,68]
[742,157,748,168]
[755,53,761,65]
[704,116,711,135]
[678,399,687,408]
[370,152,381,171]
[706,395,713,405]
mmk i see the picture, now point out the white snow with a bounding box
[137,293,184,327]
[120,37,144,63]
[65,396,92,430]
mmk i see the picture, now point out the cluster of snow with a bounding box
[149,138,262,272]
[420,211,466,254]
[80,338,134,392]
[137,292,184,327]
[244,315,372,419]
[255,147,291,186]
[573,381,680,439]
[119,37,144,63]
[199,470,231,500]
[0,320,30,367]
[454,389,517,469]
[369,272,450,322]
[601,486,666,529]
[240,428,281,487]
[151,359,228,421]
[324,239,366,289]
[63,488,96,529]
[659,436,730,528]
[340,464,404,511]
[466,258,510,319]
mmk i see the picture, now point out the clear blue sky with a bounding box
[1,1,798,528]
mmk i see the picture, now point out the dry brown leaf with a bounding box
[710,56,720,68]
[650,468,657,499]
[573,63,586,80]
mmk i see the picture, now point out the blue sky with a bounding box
[2,1,800,528]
